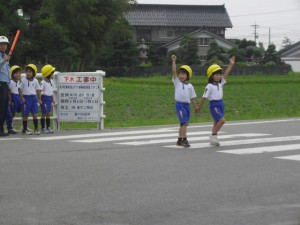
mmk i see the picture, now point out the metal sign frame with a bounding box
[53,70,106,130]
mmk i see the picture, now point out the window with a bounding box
[159,30,175,38]
[198,38,214,46]
[137,29,151,42]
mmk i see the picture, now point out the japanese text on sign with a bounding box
[57,73,101,122]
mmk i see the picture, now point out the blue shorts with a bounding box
[41,95,53,114]
[11,93,22,114]
[209,100,224,122]
[176,102,190,126]
[22,95,38,116]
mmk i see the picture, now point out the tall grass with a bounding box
[102,72,300,128]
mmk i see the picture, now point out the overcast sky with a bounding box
[137,0,300,50]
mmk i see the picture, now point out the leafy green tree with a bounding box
[96,18,138,67]
[53,0,136,62]
[228,48,245,63]
[1,0,137,68]
[0,0,27,64]
[35,16,79,65]
[228,39,264,64]
[176,34,199,65]
[260,44,283,65]
[0,0,22,34]
[235,38,256,49]
[206,42,226,65]
[146,44,164,66]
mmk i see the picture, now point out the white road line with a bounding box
[117,133,270,146]
[188,119,300,128]
[70,131,217,143]
[275,154,300,161]
[28,128,177,141]
[165,136,300,149]
[0,138,23,141]
[218,143,300,155]
[27,118,300,141]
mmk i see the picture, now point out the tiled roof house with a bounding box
[277,41,300,72]
[124,4,237,61]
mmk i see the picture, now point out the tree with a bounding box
[1,0,137,69]
[175,34,199,65]
[35,16,79,65]
[0,0,27,65]
[260,44,283,65]
[96,18,138,67]
[146,44,164,66]
[281,37,292,49]
[53,0,137,62]
[235,38,256,49]
[0,0,22,34]
[227,39,264,65]
[206,42,226,65]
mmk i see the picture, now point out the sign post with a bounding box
[54,71,106,130]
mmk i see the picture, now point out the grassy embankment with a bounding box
[60,72,300,130]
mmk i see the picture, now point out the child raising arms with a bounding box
[197,56,235,146]
[171,55,197,148]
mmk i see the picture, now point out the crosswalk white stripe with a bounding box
[275,154,300,161]
[218,143,300,155]
[70,131,215,143]
[165,136,300,149]
[117,133,270,146]
[189,119,300,129]
[28,128,178,141]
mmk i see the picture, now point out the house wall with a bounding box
[282,58,300,72]
[164,32,234,56]
[134,27,224,43]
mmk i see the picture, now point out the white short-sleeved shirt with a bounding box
[172,77,197,103]
[9,80,20,94]
[19,77,40,95]
[40,79,55,96]
[202,78,226,101]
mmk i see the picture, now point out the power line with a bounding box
[231,8,300,17]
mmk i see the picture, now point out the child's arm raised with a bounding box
[223,56,235,80]
[171,55,177,79]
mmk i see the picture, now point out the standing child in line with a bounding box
[6,65,22,134]
[171,55,197,148]
[18,64,41,135]
[197,56,235,146]
[39,64,56,134]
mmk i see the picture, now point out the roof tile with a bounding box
[125,4,233,28]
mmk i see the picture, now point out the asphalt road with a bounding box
[1,118,300,225]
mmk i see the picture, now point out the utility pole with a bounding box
[251,23,259,45]
[268,27,271,47]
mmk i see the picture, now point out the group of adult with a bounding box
[0,35,12,136]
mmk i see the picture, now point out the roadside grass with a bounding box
[60,72,300,129]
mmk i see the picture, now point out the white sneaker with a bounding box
[41,128,49,134]
[209,134,220,147]
[20,125,33,132]
[46,128,54,133]
[34,129,40,135]
[22,130,33,135]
